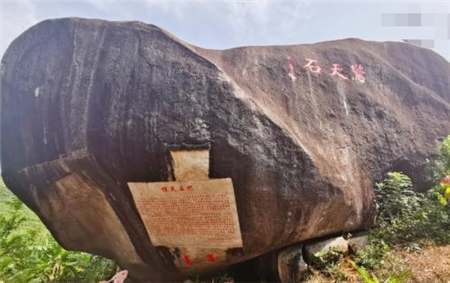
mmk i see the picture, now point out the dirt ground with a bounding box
[399,245,450,283]
[303,245,450,283]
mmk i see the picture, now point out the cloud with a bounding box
[1,0,41,56]
[140,0,313,47]
[143,1,193,22]
[0,0,447,60]
[224,1,312,43]
[0,0,313,57]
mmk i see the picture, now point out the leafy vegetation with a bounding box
[351,135,450,282]
[374,171,420,222]
[305,135,450,283]
[0,179,119,283]
[433,136,450,178]
[350,261,411,283]
[373,140,450,247]
[309,248,346,279]
[367,173,449,247]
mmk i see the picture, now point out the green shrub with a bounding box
[374,172,421,223]
[438,178,450,205]
[354,239,390,269]
[0,181,119,283]
[310,249,344,271]
[436,136,450,176]
[370,169,450,247]
[356,158,450,271]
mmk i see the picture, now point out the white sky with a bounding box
[0,0,449,60]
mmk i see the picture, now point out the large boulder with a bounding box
[1,18,449,282]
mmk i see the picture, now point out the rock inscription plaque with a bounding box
[128,178,242,248]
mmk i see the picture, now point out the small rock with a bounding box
[277,244,308,283]
[305,236,349,256]
[347,233,369,253]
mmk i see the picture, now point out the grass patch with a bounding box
[0,178,120,283]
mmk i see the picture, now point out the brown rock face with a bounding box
[1,18,449,282]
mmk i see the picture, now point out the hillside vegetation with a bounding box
[0,179,120,283]
[302,136,450,283]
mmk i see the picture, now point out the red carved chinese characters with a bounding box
[184,255,193,265]
[351,64,366,83]
[304,58,322,74]
[330,64,348,80]
[287,57,367,84]
[207,253,216,262]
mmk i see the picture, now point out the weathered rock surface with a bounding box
[277,244,308,283]
[347,232,369,253]
[1,18,450,281]
[304,237,349,259]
